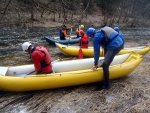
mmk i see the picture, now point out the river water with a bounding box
[0,26,150,113]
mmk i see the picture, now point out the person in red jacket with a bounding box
[22,42,52,74]
[78,30,88,48]
[76,24,84,38]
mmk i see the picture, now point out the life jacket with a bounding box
[59,28,65,39]
[35,46,52,68]
[78,28,84,36]
[97,26,119,47]
[78,34,88,48]
[101,26,118,41]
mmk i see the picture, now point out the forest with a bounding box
[0,0,150,27]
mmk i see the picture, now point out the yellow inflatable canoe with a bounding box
[0,52,142,92]
[56,43,150,57]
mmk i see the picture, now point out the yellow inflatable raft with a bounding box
[56,43,150,57]
[0,52,142,92]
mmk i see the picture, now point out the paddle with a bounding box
[19,71,35,76]
[68,27,72,45]
[78,39,83,59]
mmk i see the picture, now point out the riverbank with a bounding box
[1,42,150,113]
[0,27,150,113]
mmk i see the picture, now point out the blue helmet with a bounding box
[86,28,95,36]
[114,27,120,31]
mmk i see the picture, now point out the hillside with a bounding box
[0,0,150,27]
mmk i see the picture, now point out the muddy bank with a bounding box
[0,52,150,113]
[0,27,150,113]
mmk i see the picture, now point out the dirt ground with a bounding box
[44,41,150,113]
[0,40,150,113]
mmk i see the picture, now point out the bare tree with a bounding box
[1,0,150,26]
[78,0,91,24]
[0,0,12,20]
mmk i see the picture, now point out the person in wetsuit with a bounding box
[86,26,124,89]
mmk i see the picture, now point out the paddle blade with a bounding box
[78,48,83,59]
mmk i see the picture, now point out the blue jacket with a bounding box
[118,32,125,44]
[93,30,123,65]
[59,28,65,40]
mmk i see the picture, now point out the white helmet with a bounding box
[22,42,32,51]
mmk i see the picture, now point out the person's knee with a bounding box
[101,62,108,69]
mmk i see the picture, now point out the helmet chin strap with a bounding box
[28,46,34,58]
[90,34,94,38]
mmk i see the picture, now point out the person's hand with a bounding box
[68,26,72,29]
[65,37,69,39]
[91,65,98,70]
[66,35,70,38]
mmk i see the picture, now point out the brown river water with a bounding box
[0,26,150,113]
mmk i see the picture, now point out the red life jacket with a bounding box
[78,34,88,48]
[78,28,84,36]
[31,46,52,73]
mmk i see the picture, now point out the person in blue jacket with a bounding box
[59,25,72,40]
[86,26,124,90]
[114,27,125,48]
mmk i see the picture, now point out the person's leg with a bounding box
[104,47,107,56]
[102,62,110,89]
[104,45,123,66]
[102,50,114,89]
[60,36,65,40]
[101,46,122,89]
